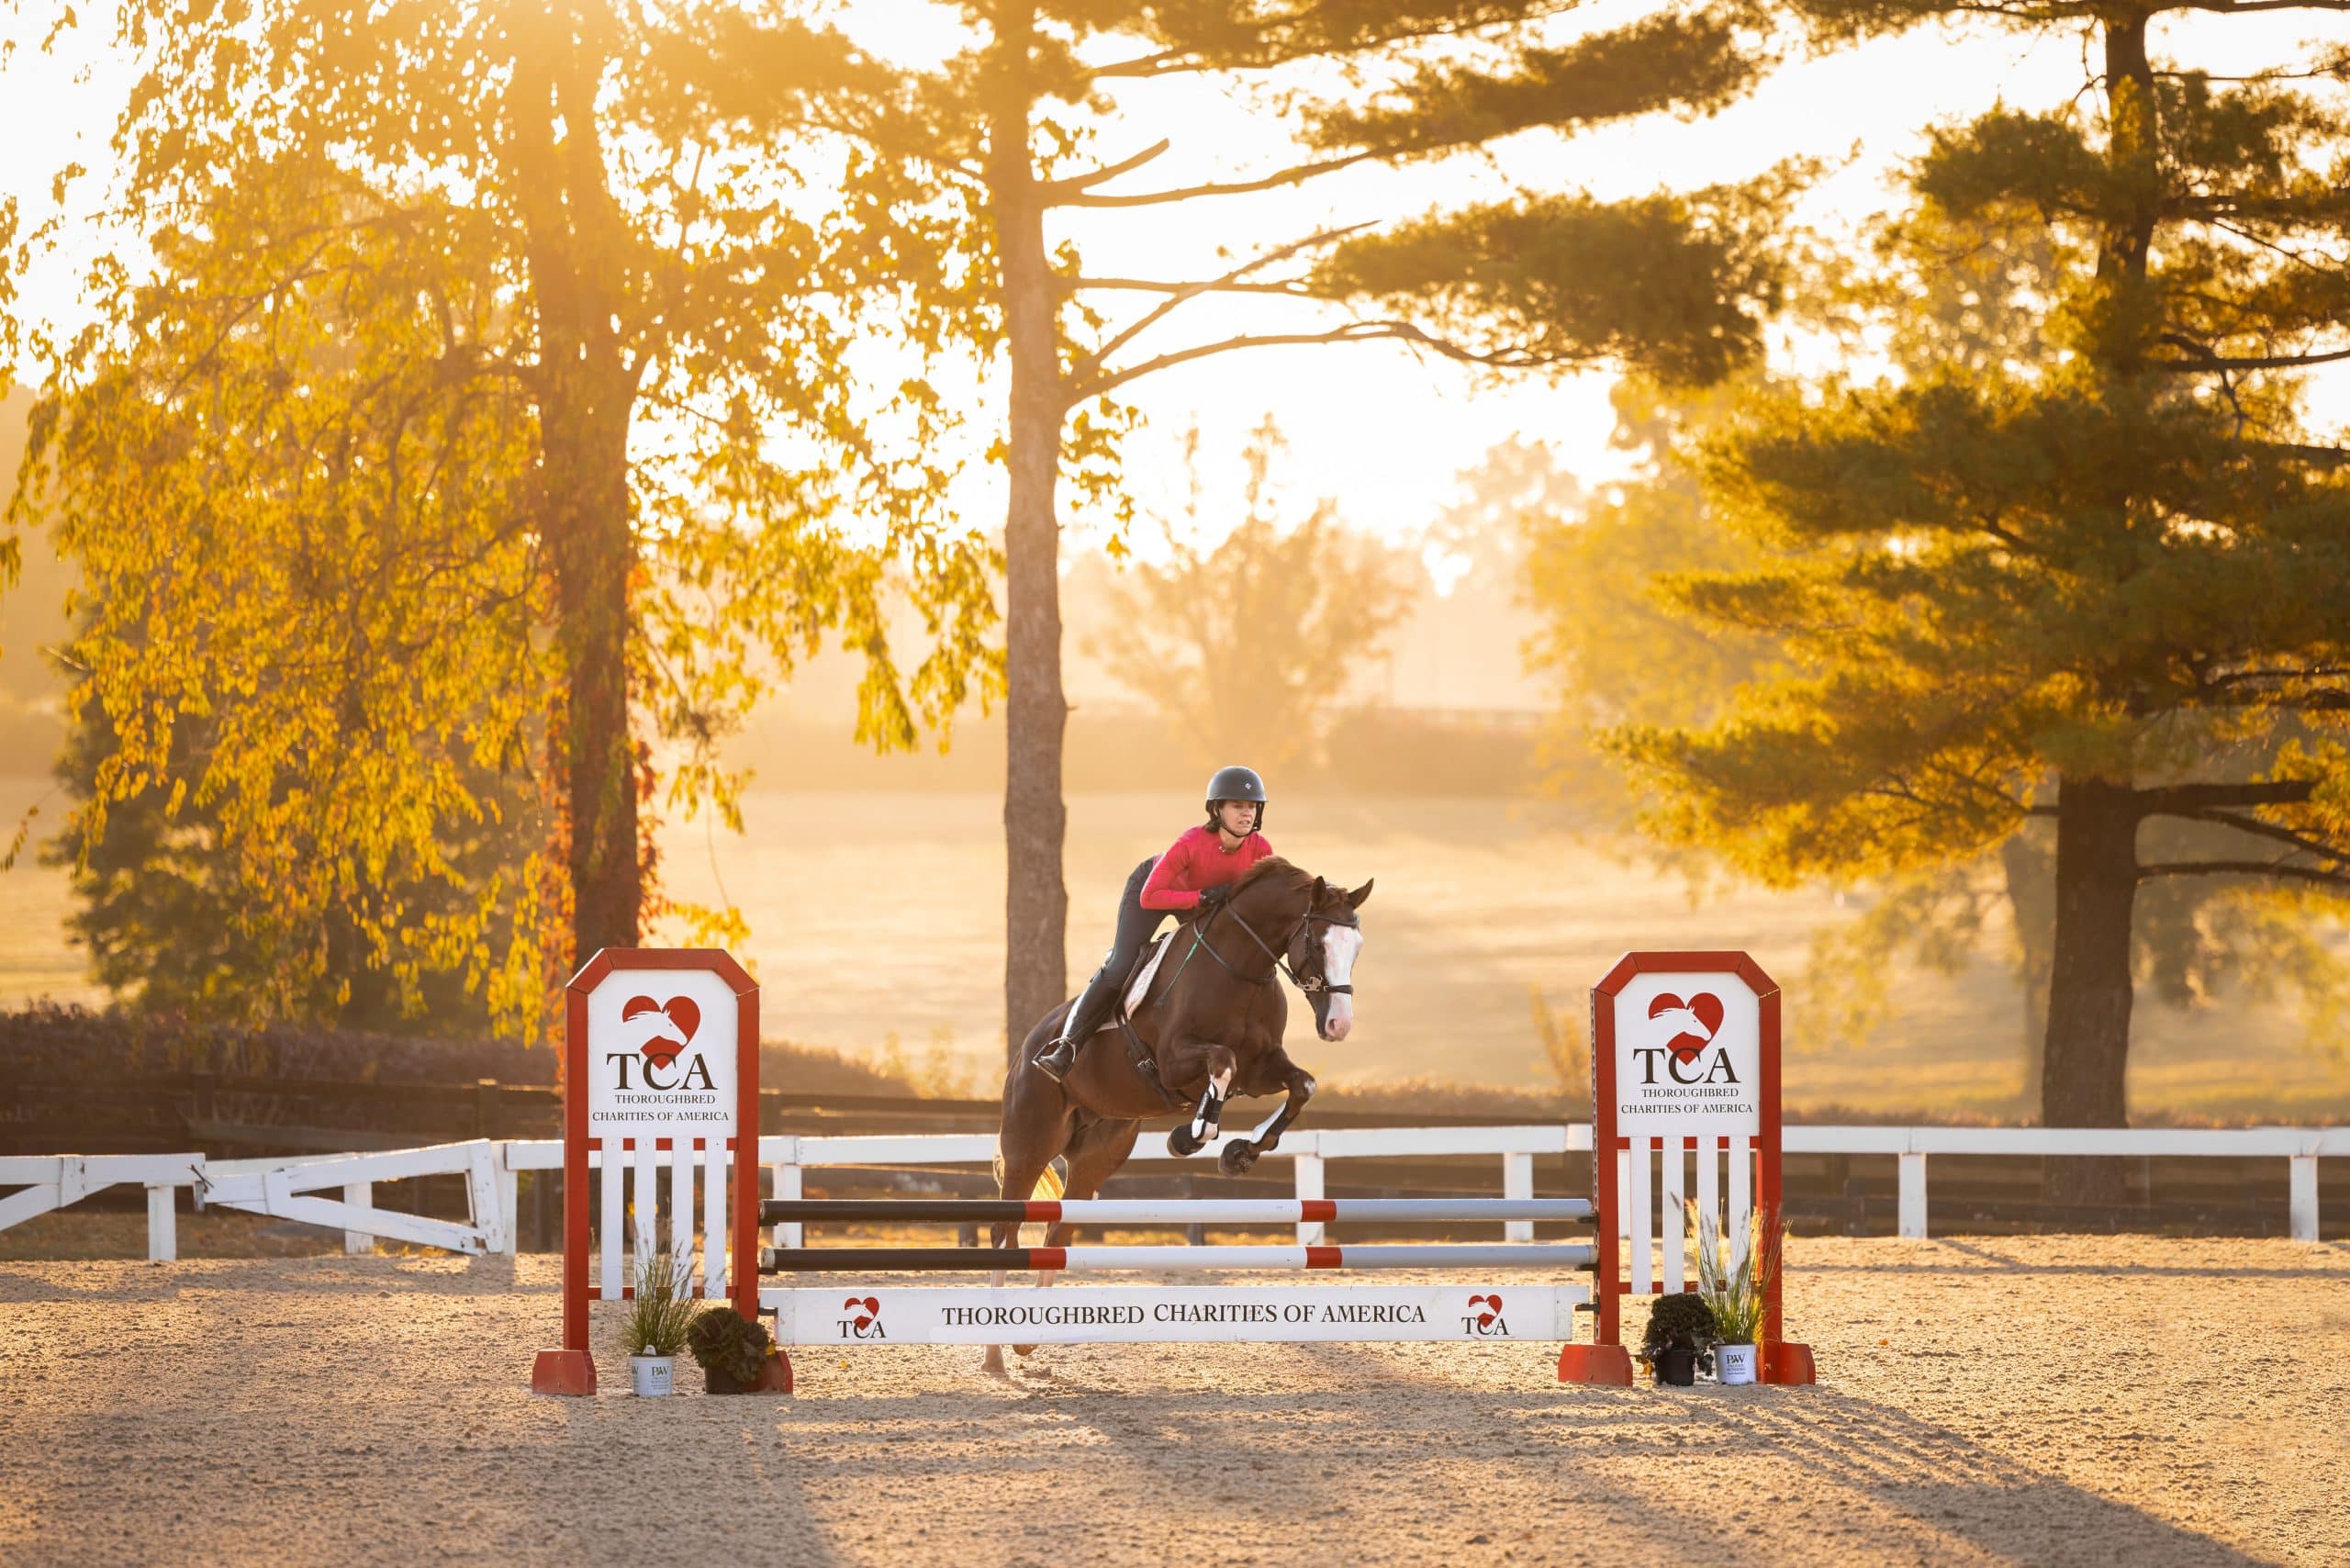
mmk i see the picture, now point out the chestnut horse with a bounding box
[982,858,1370,1372]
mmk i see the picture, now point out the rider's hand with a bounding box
[1196,884,1230,911]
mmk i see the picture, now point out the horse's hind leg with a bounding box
[1046,1117,1142,1253]
[985,1064,1074,1380]
[1008,1118,1140,1378]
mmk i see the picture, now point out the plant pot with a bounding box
[630,1355,676,1397]
[1654,1347,1697,1387]
[1716,1342,1757,1385]
[702,1364,747,1395]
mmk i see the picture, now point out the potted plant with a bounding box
[619,1238,698,1397]
[688,1305,785,1394]
[1639,1290,1714,1387]
[1689,1202,1783,1387]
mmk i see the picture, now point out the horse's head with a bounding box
[1287,875,1372,1042]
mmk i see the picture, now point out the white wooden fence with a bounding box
[4,1124,2344,1261]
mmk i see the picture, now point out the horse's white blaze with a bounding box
[1322,924,1362,1038]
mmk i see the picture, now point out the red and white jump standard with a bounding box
[531,948,765,1396]
[1555,950,1816,1385]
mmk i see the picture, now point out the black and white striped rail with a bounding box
[758,1242,1597,1273]
[757,1197,1594,1226]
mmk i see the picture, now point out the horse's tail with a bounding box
[990,1148,1067,1201]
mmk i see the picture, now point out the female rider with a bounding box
[1029,766,1273,1081]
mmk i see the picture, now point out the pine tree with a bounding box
[1612,4,2350,1194]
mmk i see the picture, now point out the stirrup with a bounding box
[1031,1034,1080,1082]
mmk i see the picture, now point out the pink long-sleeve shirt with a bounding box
[1139,824,1275,911]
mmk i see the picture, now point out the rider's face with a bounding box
[1216,801,1259,836]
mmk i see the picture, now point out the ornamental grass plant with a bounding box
[1687,1200,1781,1347]
[618,1223,698,1360]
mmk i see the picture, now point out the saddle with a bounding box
[1108,933,1182,1110]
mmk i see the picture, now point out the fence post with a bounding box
[1293,1154,1326,1244]
[145,1183,177,1261]
[1503,1151,1535,1241]
[2288,1155,2319,1242]
[496,1146,520,1256]
[770,1144,803,1248]
[1897,1152,1928,1239]
[343,1183,375,1255]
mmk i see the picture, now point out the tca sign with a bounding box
[1595,954,1771,1138]
[582,958,750,1145]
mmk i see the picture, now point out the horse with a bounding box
[982,857,1371,1375]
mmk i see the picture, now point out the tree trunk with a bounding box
[2039,777,2141,1204]
[544,402,640,964]
[1997,826,2054,1110]
[510,15,643,969]
[986,21,1070,1058]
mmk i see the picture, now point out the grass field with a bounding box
[5,781,2346,1119]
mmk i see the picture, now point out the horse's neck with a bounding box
[1220,888,1300,966]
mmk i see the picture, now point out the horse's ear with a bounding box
[1312,876,1326,898]
[1346,879,1373,909]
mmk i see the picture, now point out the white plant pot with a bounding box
[630,1355,676,1397]
[1716,1342,1758,1386]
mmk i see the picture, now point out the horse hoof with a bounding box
[981,1348,1012,1382]
[1218,1141,1258,1176]
[1013,1343,1038,1357]
[1166,1126,1203,1157]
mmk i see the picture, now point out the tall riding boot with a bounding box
[1031,961,1124,1081]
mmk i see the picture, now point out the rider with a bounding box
[1028,765,1274,1081]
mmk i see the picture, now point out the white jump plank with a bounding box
[767,1283,1588,1346]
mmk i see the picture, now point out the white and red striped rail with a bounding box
[758,1197,1593,1226]
[759,1241,1595,1273]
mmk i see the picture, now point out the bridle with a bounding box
[1185,888,1357,1001]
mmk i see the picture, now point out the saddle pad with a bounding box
[1120,932,1174,1019]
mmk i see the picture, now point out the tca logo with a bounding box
[1460,1294,1511,1338]
[837,1295,885,1340]
[602,995,715,1091]
[1630,992,1740,1087]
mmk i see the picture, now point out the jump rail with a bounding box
[757,1242,1598,1273]
[758,1197,1595,1226]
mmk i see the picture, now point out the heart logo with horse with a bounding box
[621,995,701,1069]
[843,1295,881,1331]
[1467,1293,1504,1329]
[1649,991,1724,1065]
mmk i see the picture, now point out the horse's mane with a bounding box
[1233,856,1316,900]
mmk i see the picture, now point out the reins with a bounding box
[1178,888,1357,999]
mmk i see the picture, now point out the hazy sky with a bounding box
[3,3,2343,563]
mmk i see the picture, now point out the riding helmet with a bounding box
[1205,765,1268,829]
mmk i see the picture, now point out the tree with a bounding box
[1533,223,2350,1112]
[1518,378,1780,822]
[5,3,997,1030]
[660,0,1797,1052]
[1611,3,2350,1194]
[1086,415,1412,770]
[43,603,548,1030]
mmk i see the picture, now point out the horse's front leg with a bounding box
[1164,1042,1236,1157]
[1219,1061,1317,1177]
